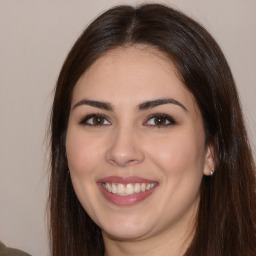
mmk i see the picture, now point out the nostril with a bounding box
[107,157,141,167]
[105,149,145,167]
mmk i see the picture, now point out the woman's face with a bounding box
[66,45,214,242]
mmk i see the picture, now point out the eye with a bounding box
[145,114,176,128]
[80,114,111,126]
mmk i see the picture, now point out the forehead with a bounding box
[78,45,181,82]
[72,45,197,112]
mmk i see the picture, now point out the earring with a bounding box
[210,170,215,176]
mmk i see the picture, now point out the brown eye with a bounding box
[145,114,176,127]
[154,117,168,126]
[80,114,111,126]
[92,116,105,125]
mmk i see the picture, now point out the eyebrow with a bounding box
[72,98,187,112]
[73,99,114,111]
[138,98,188,112]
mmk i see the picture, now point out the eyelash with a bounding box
[79,113,177,128]
[145,113,177,128]
[79,114,111,127]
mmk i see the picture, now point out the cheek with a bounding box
[149,131,205,176]
[65,129,103,213]
[65,129,103,175]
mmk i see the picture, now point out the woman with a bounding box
[49,3,256,256]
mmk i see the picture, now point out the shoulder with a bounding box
[0,241,31,256]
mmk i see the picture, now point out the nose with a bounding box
[105,126,145,167]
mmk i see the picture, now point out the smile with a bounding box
[102,182,157,196]
[98,176,158,206]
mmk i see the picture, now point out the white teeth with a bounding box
[112,184,117,194]
[141,183,146,192]
[117,184,125,195]
[103,182,156,196]
[106,183,111,192]
[126,184,134,195]
[134,183,140,193]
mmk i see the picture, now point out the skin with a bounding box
[66,45,214,256]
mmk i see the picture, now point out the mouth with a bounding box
[97,176,158,206]
[102,182,157,196]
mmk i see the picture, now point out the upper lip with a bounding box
[97,176,158,185]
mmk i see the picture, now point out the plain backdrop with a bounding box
[0,0,255,255]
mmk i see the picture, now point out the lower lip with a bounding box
[98,183,157,206]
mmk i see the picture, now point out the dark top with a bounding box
[0,241,31,256]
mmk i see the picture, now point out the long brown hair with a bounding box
[49,4,256,255]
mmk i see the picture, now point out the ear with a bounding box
[203,145,215,176]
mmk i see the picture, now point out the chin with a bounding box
[99,214,153,241]
[102,226,150,241]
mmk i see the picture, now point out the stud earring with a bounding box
[210,170,215,176]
